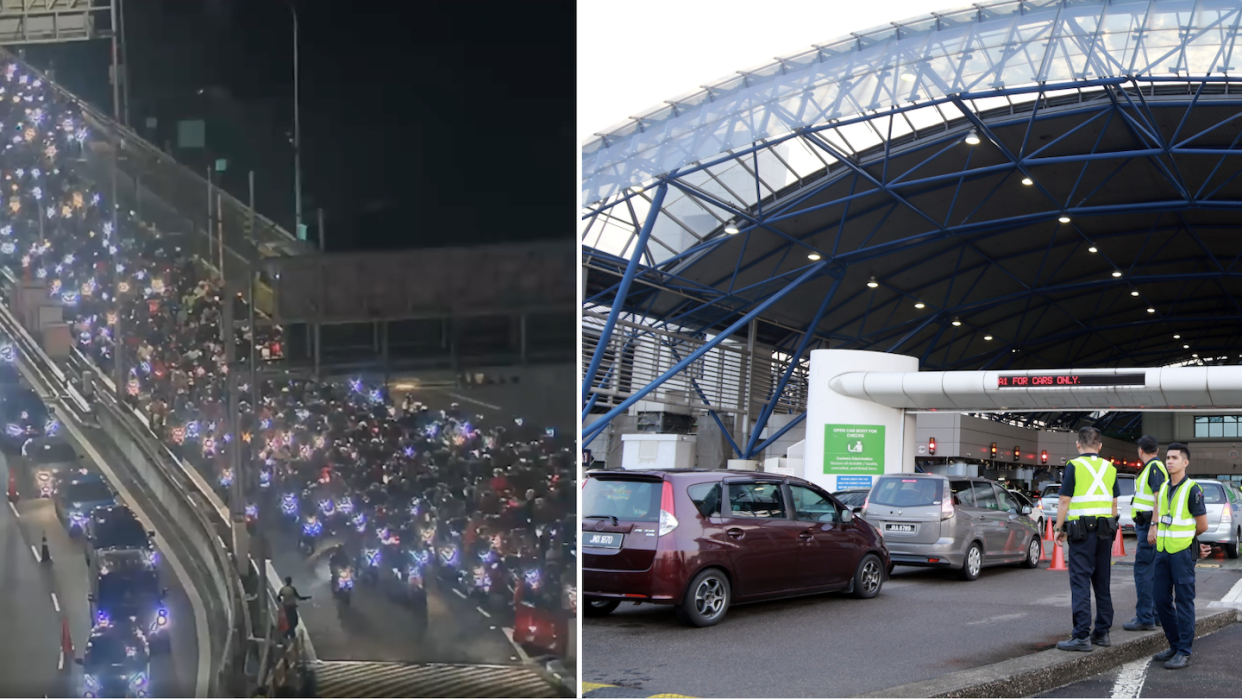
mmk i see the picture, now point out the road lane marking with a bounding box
[965,612,1027,626]
[453,588,467,599]
[501,627,530,662]
[446,392,501,411]
[1110,657,1150,698]
[8,500,18,518]
[50,592,59,612]
[30,543,39,562]
[476,606,491,618]
[57,648,63,671]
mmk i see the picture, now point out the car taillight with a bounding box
[941,496,954,520]
[658,481,678,537]
[1224,505,1233,523]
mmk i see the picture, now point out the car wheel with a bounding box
[959,542,983,581]
[1228,530,1240,560]
[584,598,620,617]
[1020,535,1041,568]
[676,568,730,627]
[851,554,884,599]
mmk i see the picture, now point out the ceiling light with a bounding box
[951,318,962,327]
[867,276,879,289]
[900,72,916,82]
[1193,353,1199,358]
[1058,215,1071,223]
[1147,307,1156,313]
[984,335,993,341]
[807,252,822,261]
[1184,344,1191,349]
[1130,290,1139,296]
[724,223,740,234]
[914,300,925,309]
[1088,245,1098,253]
[1174,334,1181,339]
[1112,270,1122,278]
[965,129,980,145]
[1021,177,1033,186]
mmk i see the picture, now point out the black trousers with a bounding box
[1068,528,1113,639]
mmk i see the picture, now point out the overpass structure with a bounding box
[582,0,1242,468]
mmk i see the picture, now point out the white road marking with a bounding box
[50,592,59,612]
[476,606,491,618]
[446,392,501,411]
[57,648,63,671]
[452,588,467,599]
[502,627,531,662]
[1110,657,1151,698]
[30,543,39,562]
[8,500,18,518]
[965,612,1027,626]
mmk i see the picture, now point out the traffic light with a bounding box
[990,442,998,458]
[928,437,936,455]
[1041,450,1049,464]
[1013,446,1021,462]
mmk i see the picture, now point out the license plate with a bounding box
[885,523,916,533]
[585,532,623,549]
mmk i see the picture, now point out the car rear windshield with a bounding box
[1117,478,1136,497]
[869,477,943,507]
[63,480,112,504]
[1201,482,1227,504]
[1041,486,1062,499]
[583,477,661,523]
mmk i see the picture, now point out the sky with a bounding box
[578,0,953,145]
[22,0,576,253]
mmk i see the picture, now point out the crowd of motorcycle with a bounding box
[0,61,577,654]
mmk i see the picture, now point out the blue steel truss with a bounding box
[583,0,1242,452]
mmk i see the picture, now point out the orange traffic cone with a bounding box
[1112,527,1126,557]
[1049,539,1069,571]
[60,616,73,662]
[1044,518,1055,542]
[6,469,16,504]
[1039,535,1050,562]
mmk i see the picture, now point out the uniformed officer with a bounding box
[1148,443,1211,669]
[1055,427,1120,652]
[1123,435,1167,631]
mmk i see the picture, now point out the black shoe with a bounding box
[1152,648,1177,662]
[1057,637,1094,652]
[1091,633,1111,647]
[1164,654,1191,670]
[1123,619,1156,631]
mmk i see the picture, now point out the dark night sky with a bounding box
[21,0,576,252]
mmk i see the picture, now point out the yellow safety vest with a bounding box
[1131,458,1168,513]
[1066,455,1116,520]
[1156,478,1198,554]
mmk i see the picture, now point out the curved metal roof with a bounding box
[583,0,1242,207]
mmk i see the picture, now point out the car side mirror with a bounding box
[841,509,854,524]
[87,594,95,603]
[148,530,156,538]
[1021,505,1032,515]
[74,657,83,666]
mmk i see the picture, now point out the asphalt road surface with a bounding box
[1040,621,1242,698]
[581,540,1242,698]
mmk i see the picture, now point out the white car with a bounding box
[1039,483,1062,520]
[1040,476,1136,533]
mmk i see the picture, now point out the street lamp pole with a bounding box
[287,1,303,240]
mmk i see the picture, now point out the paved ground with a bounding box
[581,538,1242,698]
[1040,621,1242,697]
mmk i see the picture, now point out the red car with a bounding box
[582,469,891,627]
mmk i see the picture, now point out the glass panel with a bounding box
[1211,421,1224,438]
[1226,422,1237,438]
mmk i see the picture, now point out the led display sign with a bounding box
[996,373,1146,388]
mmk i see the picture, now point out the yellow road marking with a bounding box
[582,682,615,692]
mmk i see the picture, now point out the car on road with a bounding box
[77,618,152,698]
[1039,483,1062,520]
[21,435,81,497]
[864,473,1042,581]
[89,549,169,652]
[0,385,48,450]
[1196,478,1240,559]
[832,488,871,510]
[54,471,118,535]
[85,505,156,564]
[582,469,890,627]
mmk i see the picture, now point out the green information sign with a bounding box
[824,424,886,475]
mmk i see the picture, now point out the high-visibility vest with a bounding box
[1066,456,1117,520]
[1156,478,1198,554]
[1131,458,1168,513]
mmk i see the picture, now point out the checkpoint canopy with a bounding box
[807,349,1242,493]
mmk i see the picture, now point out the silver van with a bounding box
[863,473,1042,581]
[1195,479,1240,558]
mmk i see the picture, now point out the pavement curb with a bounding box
[861,608,1237,698]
